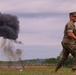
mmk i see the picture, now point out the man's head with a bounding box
[69,12,76,22]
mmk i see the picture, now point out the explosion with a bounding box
[0,12,24,69]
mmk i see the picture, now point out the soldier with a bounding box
[55,12,76,72]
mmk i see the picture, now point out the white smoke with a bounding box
[0,37,23,61]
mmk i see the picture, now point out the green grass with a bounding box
[0,67,76,75]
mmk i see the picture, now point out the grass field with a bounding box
[0,66,76,75]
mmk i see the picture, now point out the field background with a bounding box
[0,66,76,75]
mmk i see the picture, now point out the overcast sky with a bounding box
[0,0,76,60]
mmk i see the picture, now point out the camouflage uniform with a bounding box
[55,21,76,71]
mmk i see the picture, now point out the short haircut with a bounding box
[69,12,76,17]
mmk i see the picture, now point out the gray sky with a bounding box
[0,0,76,60]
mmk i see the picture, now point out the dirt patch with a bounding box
[0,65,56,69]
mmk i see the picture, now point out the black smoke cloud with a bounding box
[0,12,19,40]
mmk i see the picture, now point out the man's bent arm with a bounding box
[68,32,76,40]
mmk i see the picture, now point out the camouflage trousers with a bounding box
[56,42,76,70]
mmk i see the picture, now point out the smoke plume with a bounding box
[0,12,19,40]
[0,12,24,68]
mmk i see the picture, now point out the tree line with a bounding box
[0,55,73,67]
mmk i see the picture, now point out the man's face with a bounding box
[73,16,76,22]
[70,16,76,22]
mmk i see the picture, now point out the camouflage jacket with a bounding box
[62,21,76,43]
